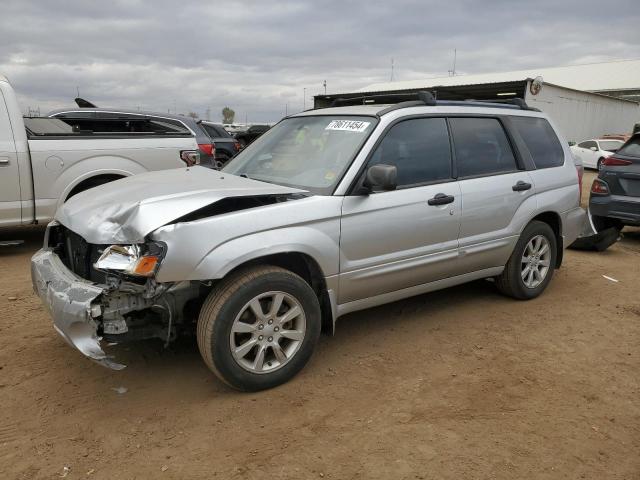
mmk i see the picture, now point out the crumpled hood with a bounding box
[57,167,304,244]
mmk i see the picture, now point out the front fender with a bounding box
[151,196,343,283]
[191,226,339,280]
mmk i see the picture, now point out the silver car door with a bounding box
[339,117,461,304]
[449,117,536,274]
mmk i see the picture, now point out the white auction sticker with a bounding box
[325,120,370,132]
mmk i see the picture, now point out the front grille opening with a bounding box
[48,225,109,283]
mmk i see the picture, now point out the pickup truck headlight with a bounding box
[94,243,163,277]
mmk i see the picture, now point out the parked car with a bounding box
[570,138,625,170]
[32,94,586,391]
[600,134,631,142]
[233,124,271,148]
[48,108,217,168]
[0,74,200,229]
[589,133,640,230]
[199,121,241,168]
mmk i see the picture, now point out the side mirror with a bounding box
[362,164,397,193]
[590,146,598,151]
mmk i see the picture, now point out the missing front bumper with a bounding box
[31,249,125,370]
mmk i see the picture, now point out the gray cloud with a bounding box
[1,0,638,122]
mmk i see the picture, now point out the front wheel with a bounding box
[495,221,557,300]
[197,266,321,391]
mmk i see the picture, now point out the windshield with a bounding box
[222,115,378,194]
[599,140,623,152]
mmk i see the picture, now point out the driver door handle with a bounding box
[428,193,455,206]
[512,181,532,192]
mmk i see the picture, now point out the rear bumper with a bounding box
[590,194,640,226]
[31,249,125,369]
[560,206,588,248]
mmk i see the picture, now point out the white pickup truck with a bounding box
[0,74,199,228]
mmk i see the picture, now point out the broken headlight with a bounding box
[93,243,164,277]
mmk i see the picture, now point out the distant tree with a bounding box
[222,107,235,124]
[187,111,199,119]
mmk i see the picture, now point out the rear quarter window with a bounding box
[617,137,640,157]
[511,116,564,169]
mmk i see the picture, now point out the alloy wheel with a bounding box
[229,291,306,374]
[521,235,551,289]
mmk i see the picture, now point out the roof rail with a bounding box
[324,90,540,113]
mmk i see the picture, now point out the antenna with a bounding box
[390,58,395,81]
[448,49,457,76]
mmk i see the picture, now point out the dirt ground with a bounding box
[1,171,639,479]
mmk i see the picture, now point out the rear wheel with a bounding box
[197,266,321,391]
[495,221,557,300]
[597,157,605,171]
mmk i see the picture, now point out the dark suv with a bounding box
[199,121,241,168]
[233,124,271,148]
[48,108,218,168]
[590,133,640,229]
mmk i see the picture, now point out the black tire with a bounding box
[591,214,623,232]
[214,153,230,170]
[197,266,321,391]
[597,157,604,171]
[495,221,558,300]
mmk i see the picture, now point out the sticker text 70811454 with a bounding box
[325,120,371,133]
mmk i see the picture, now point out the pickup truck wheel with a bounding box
[66,175,123,201]
[495,221,557,300]
[197,266,321,391]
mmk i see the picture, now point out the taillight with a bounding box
[234,141,242,152]
[180,150,200,167]
[198,143,215,156]
[591,178,610,195]
[602,156,632,167]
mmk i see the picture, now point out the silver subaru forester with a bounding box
[32,95,586,390]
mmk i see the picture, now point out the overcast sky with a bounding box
[1,0,638,122]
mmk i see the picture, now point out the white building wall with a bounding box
[525,82,640,143]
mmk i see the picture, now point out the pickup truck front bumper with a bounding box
[31,249,125,370]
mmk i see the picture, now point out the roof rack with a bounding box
[327,90,540,113]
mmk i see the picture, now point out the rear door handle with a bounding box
[512,181,532,192]
[428,193,455,206]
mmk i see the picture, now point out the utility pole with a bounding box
[76,86,80,98]
[303,87,306,111]
[323,80,327,95]
[390,58,394,81]
[285,103,288,116]
[205,107,210,121]
[448,49,457,76]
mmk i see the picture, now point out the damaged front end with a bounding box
[31,222,202,369]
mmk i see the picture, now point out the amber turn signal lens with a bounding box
[132,256,159,276]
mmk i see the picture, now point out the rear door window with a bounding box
[449,118,517,177]
[510,116,564,169]
[367,117,452,187]
[579,141,597,149]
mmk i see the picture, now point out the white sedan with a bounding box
[570,138,625,170]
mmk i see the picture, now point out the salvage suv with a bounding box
[32,93,586,391]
